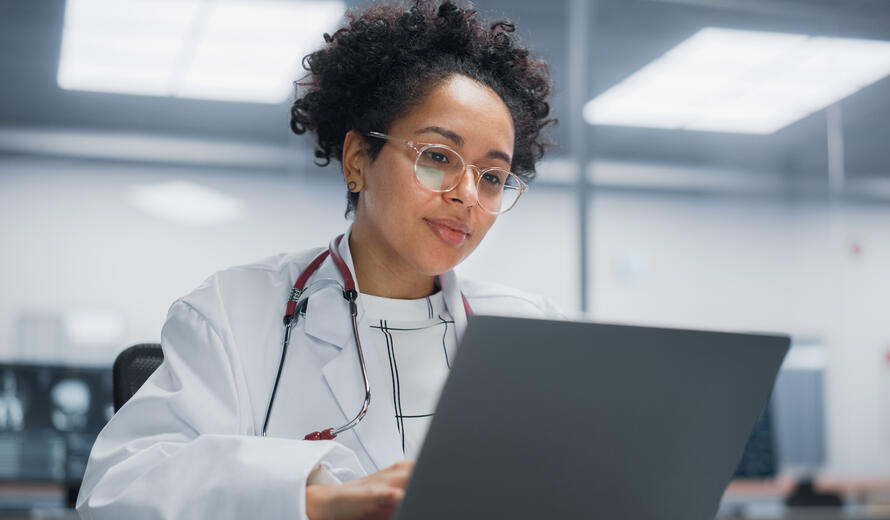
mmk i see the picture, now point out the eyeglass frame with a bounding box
[365,131,528,215]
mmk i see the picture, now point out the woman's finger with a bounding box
[373,461,414,488]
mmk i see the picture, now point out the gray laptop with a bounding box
[394,316,789,520]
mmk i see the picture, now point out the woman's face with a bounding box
[351,74,515,278]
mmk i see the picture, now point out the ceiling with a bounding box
[1,0,889,183]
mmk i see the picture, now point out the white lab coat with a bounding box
[76,230,560,520]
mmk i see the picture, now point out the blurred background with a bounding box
[1,0,889,517]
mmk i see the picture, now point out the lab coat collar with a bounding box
[302,229,363,350]
[303,226,469,348]
[438,268,468,340]
[301,226,470,469]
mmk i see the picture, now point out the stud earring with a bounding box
[348,181,358,192]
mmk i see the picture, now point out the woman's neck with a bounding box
[348,225,436,300]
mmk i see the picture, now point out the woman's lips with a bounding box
[425,218,470,246]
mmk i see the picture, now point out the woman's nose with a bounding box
[447,166,479,207]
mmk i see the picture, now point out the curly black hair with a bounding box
[290,0,554,215]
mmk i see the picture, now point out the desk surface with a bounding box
[0,507,885,520]
[1,476,888,520]
[725,476,890,498]
[717,513,890,520]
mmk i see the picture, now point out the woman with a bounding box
[77,1,556,519]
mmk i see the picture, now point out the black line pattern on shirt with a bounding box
[437,314,452,369]
[382,320,407,454]
[381,320,402,440]
[426,296,433,319]
[369,321,454,332]
[396,413,436,419]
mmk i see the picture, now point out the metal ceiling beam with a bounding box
[0,126,300,172]
[647,0,890,24]
[569,0,593,313]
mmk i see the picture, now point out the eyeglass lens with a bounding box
[415,145,521,213]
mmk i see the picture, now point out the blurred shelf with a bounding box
[721,476,890,519]
[725,475,890,499]
[0,484,63,510]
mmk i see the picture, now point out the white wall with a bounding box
[0,158,347,364]
[457,186,579,313]
[588,191,890,477]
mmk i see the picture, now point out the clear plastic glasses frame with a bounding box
[366,131,528,215]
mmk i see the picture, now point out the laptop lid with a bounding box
[394,316,789,520]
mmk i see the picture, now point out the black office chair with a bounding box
[113,343,164,412]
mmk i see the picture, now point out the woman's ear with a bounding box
[342,130,366,192]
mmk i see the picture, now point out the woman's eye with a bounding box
[481,172,503,187]
[425,150,450,164]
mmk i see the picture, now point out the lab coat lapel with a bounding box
[303,230,403,470]
[302,258,352,350]
[319,311,403,470]
[439,269,468,367]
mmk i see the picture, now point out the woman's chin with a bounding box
[414,245,474,276]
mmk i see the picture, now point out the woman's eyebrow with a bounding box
[486,150,512,164]
[414,126,463,146]
[415,125,512,164]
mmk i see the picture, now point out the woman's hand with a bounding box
[306,460,414,520]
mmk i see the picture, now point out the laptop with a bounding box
[394,316,789,520]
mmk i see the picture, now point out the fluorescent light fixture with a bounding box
[58,0,345,104]
[584,28,890,134]
[129,180,245,225]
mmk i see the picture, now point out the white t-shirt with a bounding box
[359,290,457,460]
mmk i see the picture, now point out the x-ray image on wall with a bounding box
[0,364,112,483]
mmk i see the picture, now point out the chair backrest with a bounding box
[113,343,164,412]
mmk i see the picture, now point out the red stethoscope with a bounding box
[261,234,471,440]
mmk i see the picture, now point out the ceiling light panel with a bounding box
[58,0,199,96]
[178,1,345,103]
[584,28,890,134]
[58,0,346,104]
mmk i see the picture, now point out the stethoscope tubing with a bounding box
[333,294,371,437]
[261,234,471,440]
[261,319,289,437]
[262,235,372,440]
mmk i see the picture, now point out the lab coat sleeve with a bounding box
[76,299,364,520]
[461,278,567,320]
[541,295,567,320]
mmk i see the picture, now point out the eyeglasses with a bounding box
[366,131,527,215]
